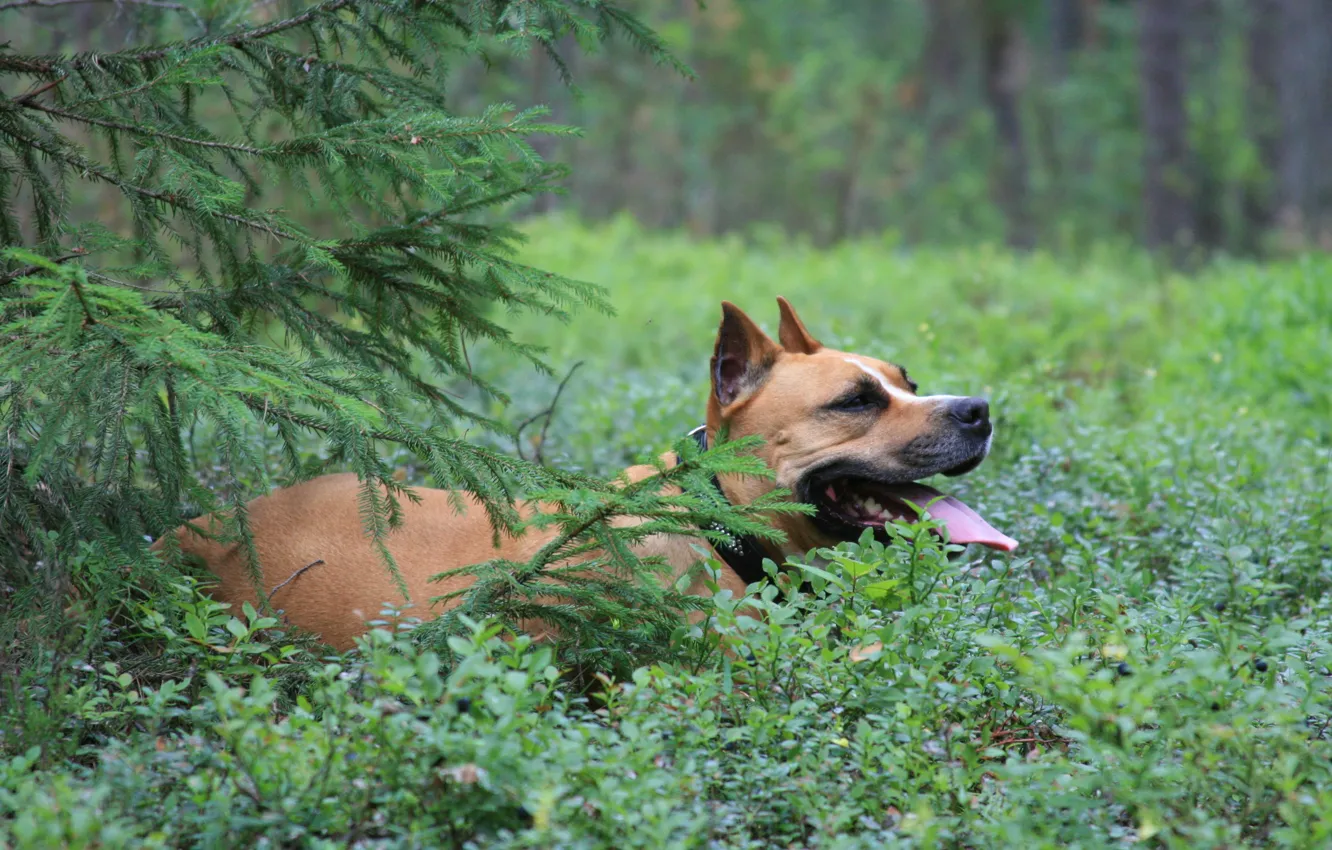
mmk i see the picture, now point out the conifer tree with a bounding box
[0,0,786,658]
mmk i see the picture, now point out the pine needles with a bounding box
[1,0,784,670]
[417,434,812,673]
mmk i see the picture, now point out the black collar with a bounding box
[684,425,773,586]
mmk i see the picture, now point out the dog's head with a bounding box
[706,297,1016,555]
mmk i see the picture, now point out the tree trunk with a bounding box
[1189,0,1224,250]
[981,8,1034,249]
[1049,0,1087,79]
[916,0,972,243]
[829,86,877,243]
[1313,0,1332,247]
[924,0,970,108]
[1272,0,1315,244]
[1244,0,1281,247]
[1138,0,1195,255]
[1272,0,1332,247]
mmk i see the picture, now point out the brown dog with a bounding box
[160,298,1015,649]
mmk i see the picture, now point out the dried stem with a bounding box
[513,361,584,465]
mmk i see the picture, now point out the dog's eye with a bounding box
[900,369,919,394]
[831,392,880,412]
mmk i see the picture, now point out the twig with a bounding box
[63,63,179,109]
[534,363,583,464]
[70,278,97,325]
[460,333,473,379]
[85,270,175,293]
[0,249,87,286]
[19,100,263,154]
[237,396,399,443]
[0,0,182,10]
[133,0,357,62]
[10,127,299,241]
[513,360,583,465]
[0,0,354,68]
[13,74,67,103]
[266,558,325,602]
[165,372,178,424]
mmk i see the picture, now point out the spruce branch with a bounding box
[0,0,184,11]
[415,435,814,666]
[0,0,697,667]
[1,0,358,72]
[0,250,87,287]
[6,126,300,240]
[17,100,264,155]
[12,75,66,104]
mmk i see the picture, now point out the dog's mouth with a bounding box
[808,475,1017,552]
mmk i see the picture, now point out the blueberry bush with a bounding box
[3,220,1331,848]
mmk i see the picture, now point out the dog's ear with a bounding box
[776,296,822,354]
[712,301,780,407]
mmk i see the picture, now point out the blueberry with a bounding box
[1116,662,1132,677]
[1211,702,1221,712]
[1254,659,1269,673]
[1214,601,1227,613]
[454,696,472,713]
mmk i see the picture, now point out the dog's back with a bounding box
[169,472,546,649]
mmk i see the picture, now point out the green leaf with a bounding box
[185,613,207,642]
[863,580,904,606]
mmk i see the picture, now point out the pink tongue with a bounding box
[879,483,1018,552]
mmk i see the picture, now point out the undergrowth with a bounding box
[3,222,1331,847]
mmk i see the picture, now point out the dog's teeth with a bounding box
[863,498,881,514]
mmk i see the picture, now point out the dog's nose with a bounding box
[948,397,991,436]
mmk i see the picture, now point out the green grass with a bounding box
[470,215,1330,468]
[4,218,1332,848]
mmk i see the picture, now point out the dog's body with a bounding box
[173,463,738,650]
[162,299,1015,649]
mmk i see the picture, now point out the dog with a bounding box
[159,298,1016,650]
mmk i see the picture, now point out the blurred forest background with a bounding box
[10,0,1331,257]
[479,0,1331,257]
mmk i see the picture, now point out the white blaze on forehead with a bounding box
[843,357,916,402]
